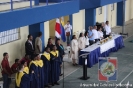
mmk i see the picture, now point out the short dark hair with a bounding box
[106,21,109,23]
[21,60,26,65]
[67,20,70,22]
[32,54,39,60]
[56,38,60,42]
[27,34,32,39]
[84,31,88,37]
[15,59,19,63]
[52,45,56,49]
[3,52,8,57]
[79,33,83,38]
[48,38,52,41]
[38,32,42,37]
[45,47,50,51]
[72,35,76,40]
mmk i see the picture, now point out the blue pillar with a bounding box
[69,15,73,37]
[35,0,39,5]
[117,1,125,26]
[29,22,45,51]
[85,8,96,30]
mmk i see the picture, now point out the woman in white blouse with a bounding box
[98,27,104,40]
[71,35,79,66]
[84,31,89,47]
[78,33,86,50]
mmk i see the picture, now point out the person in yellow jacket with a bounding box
[21,60,29,74]
[15,64,34,88]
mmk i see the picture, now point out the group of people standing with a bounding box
[71,21,111,65]
[1,31,65,88]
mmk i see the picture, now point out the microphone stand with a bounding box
[63,58,64,88]
[60,56,65,88]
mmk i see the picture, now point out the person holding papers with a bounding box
[41,47,51,87]
[78,33,86,50]
[105,21,111,38]
[15,64,33,88]
[92,26,99,43]
[36,54,44,88]
[29,54,39,88]
[71,35,79,66]
[50,45,61,86]
[98,27,104,40]
[84,31,89,47]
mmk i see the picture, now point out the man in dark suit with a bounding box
[25,34,34,58]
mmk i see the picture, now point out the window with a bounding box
[99,7,102,15]
[111,4,115,11]
[0,28,20,45]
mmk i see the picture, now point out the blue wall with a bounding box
[117,1,125,26]
[0,0,79,32]
[100,0,122,6]
[29,22,45,51]
[80,0,123,10]
[41,0,71,2]
[85,8,96,30]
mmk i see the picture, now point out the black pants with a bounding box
[105,35,110,38]
[95,39,99,43]
[85,45,89,48]
[89,40,94,45]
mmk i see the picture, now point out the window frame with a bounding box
[0,28,21,45]
[99,7,102,15]
[111,4,115,11]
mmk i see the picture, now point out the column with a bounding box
[117,1,125,26]
[85,8,96,30]
[69,15,73,36]
[34,0,39,5]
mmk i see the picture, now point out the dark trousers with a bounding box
[85,45,89,48]
[95,39,99,43]
[60,56,63,75]
[66,36,70,45]
[2,74,11,88]
[89,40,94,45]
[105,35,110,38]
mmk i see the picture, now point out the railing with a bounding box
[0,0,66,12]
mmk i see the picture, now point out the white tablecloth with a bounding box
[81,35,121,54]
[100,39,115,53]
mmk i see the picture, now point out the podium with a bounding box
[79,53,90,80]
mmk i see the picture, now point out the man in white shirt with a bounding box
[35,32,42,54]
[105,21,111,38]
[92,26,99,43]
[64,21,72,46]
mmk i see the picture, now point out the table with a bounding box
[79,35,124,68]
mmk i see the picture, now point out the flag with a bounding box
[98,57,117,81]
[60,17,66,42]
[55,18,61,38]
